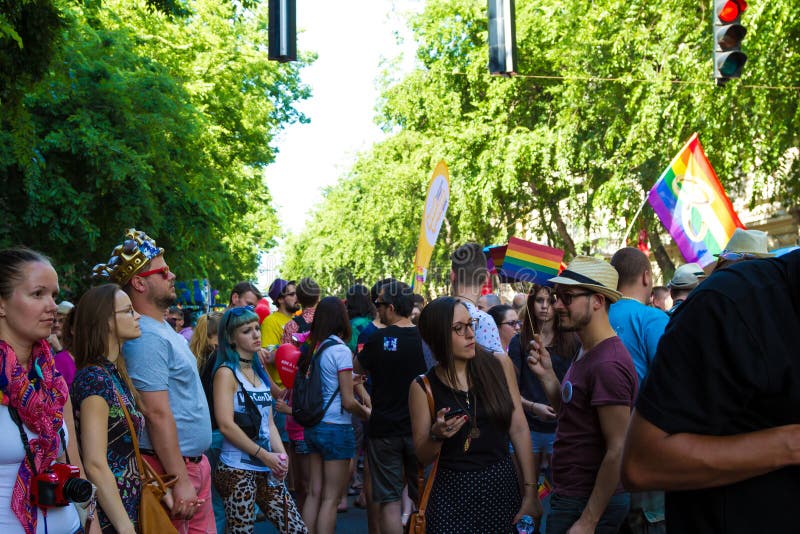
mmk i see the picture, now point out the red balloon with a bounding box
[254,297,270,324]
[275,343,301,388]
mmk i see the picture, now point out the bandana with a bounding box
[0,339,69,534]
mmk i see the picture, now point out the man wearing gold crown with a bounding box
[93,229,215,533]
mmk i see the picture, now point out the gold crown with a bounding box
[92,228,164,286]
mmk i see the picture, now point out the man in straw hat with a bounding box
[622,249,800,533]
[713,228,774,272]
[666,262,705,315]
[93,229,215,532]
[527,256,638,534]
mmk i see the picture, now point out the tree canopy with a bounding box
[282,0,800,295]
[0,0,311,297]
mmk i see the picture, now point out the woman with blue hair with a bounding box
[212,306,306,533]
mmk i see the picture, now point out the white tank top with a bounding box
[0,405,81,534]
[220,367,273,471]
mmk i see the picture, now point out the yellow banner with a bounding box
[412,161,450,293]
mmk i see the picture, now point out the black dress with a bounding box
[424,370,521,534]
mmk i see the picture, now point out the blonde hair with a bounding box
[190,312,222,370]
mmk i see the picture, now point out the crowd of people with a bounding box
[0,226,797,534]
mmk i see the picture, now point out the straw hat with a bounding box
[56,301,74,315]
[716,228,774,258]
[548,256,623,303]
[668,263,705,289]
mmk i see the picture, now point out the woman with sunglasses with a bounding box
[0,248,90,534]
[212,306,306,533]
[487,304,520,353]
[70,284,144,534]
[409,297,541,533]
[509,286,578,506]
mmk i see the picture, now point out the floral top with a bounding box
[71,361,144,533]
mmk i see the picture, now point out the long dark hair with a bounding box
[72,284,139,404]
[345,284,374,319]
[418,297,513,430]
[519,285,579,359]
[299,296,352,373]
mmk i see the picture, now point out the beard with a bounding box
[154,292,177,310]
[285,301,301,314]
[556,311,591,332]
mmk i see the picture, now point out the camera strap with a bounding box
[8,406,38,476]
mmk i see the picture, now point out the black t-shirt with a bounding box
[357,325,427,438]
[508,334,573,433]
[637,250,800,533]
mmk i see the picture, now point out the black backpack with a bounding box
[292,338,341,428]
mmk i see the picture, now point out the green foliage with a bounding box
[0,0,311,297]
[284,0,800,286]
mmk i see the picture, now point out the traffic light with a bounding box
[713,0,747,84]
[268,0,296,63]
[488,0,517,76]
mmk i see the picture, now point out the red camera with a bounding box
[31,464,93,508]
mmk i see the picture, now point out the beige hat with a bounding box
[548,256,623,303]
[56,301,74,315]
[716,228,774,258]
[668,263,705,289]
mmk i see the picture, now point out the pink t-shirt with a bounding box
[53,350,76,388]
[551,336,637,497]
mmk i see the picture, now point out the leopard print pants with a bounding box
[214,463,307,534]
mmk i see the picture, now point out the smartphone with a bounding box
[445,408,467,420]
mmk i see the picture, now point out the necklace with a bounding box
[451,386,480,452]
[239,357,252,364]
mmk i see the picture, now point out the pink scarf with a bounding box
[0,339,69,534]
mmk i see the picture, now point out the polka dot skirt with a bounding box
[426,454,521,534]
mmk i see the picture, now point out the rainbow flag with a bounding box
[500,237,564,283]
[647,133,744,267]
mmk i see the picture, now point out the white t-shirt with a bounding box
[0,405,81,534]
[319,336,354,425]
[220,366,273,472]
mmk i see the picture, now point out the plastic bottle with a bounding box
[267,453,288,487]
[516,514,535,534]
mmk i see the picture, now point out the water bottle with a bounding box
[267,453,288,487]
[516,514,535,534]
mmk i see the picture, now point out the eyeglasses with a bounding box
[115,307,136,317]
[549,291,593,306]
[283,291,296,297]
[451,319,478,336]
[137,265,170,279]
[374,300,390,308]
[718,250,759,261]
[501,320,522,328]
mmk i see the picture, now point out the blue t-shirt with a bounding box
[123,315,212,456]
[609,298,669,386]
[319,335,354,425]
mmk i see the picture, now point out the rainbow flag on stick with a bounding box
[647,133,744,267]
[499,237,564,283]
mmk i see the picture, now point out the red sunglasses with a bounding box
[137,265,170,279]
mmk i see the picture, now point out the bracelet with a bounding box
[524,482,538,487]
[254,446,262,457]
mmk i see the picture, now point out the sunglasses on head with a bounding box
[137,265,170,279]
[718,250,759,261]
[229,305,255,316]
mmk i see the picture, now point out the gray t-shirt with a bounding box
[123,315,212,456]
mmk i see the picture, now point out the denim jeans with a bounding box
[546,492,630,534]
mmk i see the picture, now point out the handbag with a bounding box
[405,374,440,534]
[115,389,179,534]
[227,365,263,439]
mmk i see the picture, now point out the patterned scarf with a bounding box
[0,339,69,534]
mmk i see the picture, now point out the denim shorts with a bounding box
[292,438,312,455]
[304,422,355,461]
[273,410,289,443]
[531,430,556,454]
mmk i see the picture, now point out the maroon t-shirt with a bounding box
[551,336,637,497]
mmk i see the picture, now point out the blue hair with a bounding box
[214,307,270,384]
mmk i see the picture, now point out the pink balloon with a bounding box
[275,343,301,389]
[255,298,270,323]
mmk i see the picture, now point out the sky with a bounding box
[259,1,422,283]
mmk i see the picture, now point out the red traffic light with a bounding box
[717,0,747,23]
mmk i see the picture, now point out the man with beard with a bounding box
[95,228,214,533]
[527,256,638,534]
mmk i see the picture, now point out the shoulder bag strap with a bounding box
[8,406,38,475]
[414,374,439,518]
[227,365,263,421]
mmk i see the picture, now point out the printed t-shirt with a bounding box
[220,366,273,472]
[123,315,212,456]
[637,252,800,533]
[357,325,427,437]
[551,336,637,497]
[319,335,354,425]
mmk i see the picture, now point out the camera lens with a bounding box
[62,478,93,503]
